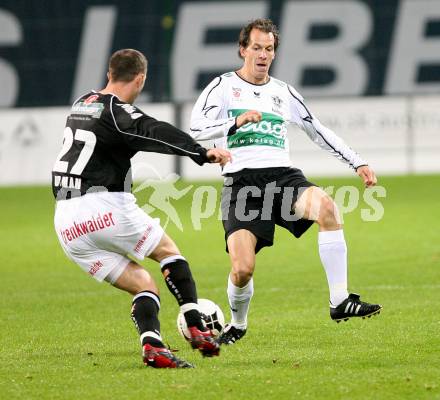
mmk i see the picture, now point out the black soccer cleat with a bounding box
[217,324,246,345]
[142,343,194,368]
[330,293,382,323]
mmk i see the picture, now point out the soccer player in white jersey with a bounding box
[52,49,232,367]
[190,19,382,345]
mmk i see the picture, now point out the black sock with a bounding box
[161,258,197,305]
[184,309,206,331]
[131,291,164,347]
[161,257,205,330]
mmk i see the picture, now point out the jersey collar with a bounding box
[234,71,271,86]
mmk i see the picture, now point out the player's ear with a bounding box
[135,73,144,88]
[239,46,246,59]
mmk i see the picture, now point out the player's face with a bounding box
[240,29,275,83]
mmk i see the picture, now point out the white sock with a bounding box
[179,303,200,314]
[318,229,349,307]
[227,275,253,329]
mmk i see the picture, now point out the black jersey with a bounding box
[52,92,209,200]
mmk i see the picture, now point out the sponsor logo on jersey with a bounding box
[227,109,286,149]
[71,100,104,119]
[59,212,116,244]
[116,103,143,119]
[253,91,260,98]
[89,260,104,277]
[134,225,153,253]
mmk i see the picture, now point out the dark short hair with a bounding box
[238,19,279,58]
[108,49,147,82]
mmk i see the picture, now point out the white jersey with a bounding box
[190,72,366,175]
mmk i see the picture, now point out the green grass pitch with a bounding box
[1,175,439,399]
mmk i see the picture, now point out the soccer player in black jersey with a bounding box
[52,49,231,368]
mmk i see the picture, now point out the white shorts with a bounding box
[54,192,164,283]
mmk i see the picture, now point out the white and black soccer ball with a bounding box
[177,298,225,340]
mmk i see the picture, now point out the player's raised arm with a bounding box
[288,85,369,173]
[190,76,237,140]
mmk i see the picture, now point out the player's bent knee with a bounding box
[148,233,181,262]
[231,258,254,284]
[112,262,159,295]
[233,268,254,285]
[135,269,159,294]
[317,196,341,229]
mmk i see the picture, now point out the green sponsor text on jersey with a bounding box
[227,109,286,149]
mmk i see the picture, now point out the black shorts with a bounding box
[221,167,316,253]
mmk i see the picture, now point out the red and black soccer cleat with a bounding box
[187,326,220,357]
[142,343,193,368]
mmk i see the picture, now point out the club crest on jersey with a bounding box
[271,95,283,114]
[84,94,99,105]
[232,87,241,99]
[271,95,282,107]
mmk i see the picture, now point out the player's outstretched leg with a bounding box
[330,293,382,323]
[131,291,194,368]
[217,277,250,345]
[298,187,382,324]
[161,255,220,357]
[218,231,256,345]
[148,234,219,357]
[112,262,193,368]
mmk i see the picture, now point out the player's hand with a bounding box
[357,165,377,188]
[206,148,232,166]
[236,110,262,128]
